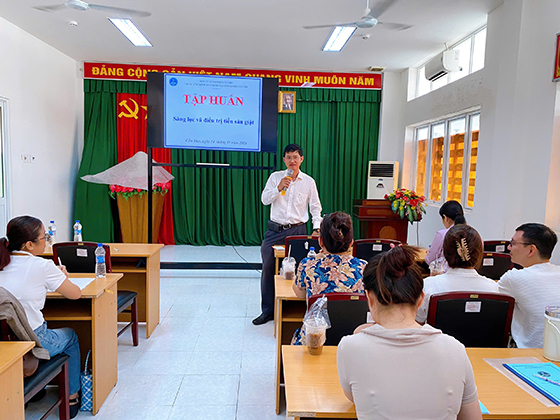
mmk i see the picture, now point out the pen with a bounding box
[533,374,560,386]
[58,257,62,266]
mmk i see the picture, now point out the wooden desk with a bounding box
[283,346,560,420]
[0,342,34,420]
[45,273,122,415]
[274,275,305,414]
[43,243,163,338]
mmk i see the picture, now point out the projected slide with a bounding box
[164,73,262,152]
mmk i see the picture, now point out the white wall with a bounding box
[0,16,81,241]
[378,0,560,262]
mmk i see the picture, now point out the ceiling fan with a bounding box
[303,0,412,36]
[34,0,151,17]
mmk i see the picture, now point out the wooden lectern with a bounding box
[352,199,410,243]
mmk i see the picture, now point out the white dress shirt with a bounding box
[261,169,322,229]
[498,262,560,348]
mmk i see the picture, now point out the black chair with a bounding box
[1,320,70,420]
[307,293,369,345]
[285,235,320,269]
[352,238,402,262]
[475,252,514,280]
[484,240,511,254]
[426,292,515,347]
[53,242,138,346]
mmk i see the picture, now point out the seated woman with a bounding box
[416,224,499,323]
[0,216,82,418]
[425,200,466,268]
[291,212,366,344]
[337,245,482,420]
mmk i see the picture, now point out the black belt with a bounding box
[267,220,305,232]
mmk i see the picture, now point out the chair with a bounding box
[53,242,138,346]
[352,238,402,262]
[484,240,511,254]
[475,252,514,280]
[1,320,70,420]
[307,293,369,346]
[284,235,320,269]
[426,292,515,347]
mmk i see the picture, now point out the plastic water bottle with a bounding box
[47,220,56,245]
[307,247,317,259]
[95,244,106,278]
[73,220,82,242]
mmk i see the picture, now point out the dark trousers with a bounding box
[260,224,307,316]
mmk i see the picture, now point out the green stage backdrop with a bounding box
[75,82,380,245]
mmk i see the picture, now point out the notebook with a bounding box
[503,362,560,405]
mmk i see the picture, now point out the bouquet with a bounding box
[384,188,426,224]
[109,181,171,201]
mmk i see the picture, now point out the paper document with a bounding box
[70,277,96,290]
[273,245,285,251]
[503,362,560,405]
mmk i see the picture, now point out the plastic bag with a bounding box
[303,295,331,354]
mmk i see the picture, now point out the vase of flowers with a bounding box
[384,188,426,224]
[109,181,171,243]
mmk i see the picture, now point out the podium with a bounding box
[352,199,410,243]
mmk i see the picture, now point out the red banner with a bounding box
[116,93,175,245]
[84,62,382,90]
[554,33,560,81]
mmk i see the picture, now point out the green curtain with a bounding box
[74,80,146,242]
[171,87,380,245]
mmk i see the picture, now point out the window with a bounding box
[413,111,480,208]
[415,27,486,98]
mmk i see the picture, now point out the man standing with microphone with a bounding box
[253,144,322,325]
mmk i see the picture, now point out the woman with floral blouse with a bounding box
[291,212,366,344]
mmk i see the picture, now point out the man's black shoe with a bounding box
[252,313,273,325]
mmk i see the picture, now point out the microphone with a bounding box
[281,169,294,196]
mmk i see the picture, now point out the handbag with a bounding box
[80,350,93,411]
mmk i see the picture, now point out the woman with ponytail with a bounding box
[416,224,498,323]
[0,216,82,418]
[337,244,482,420]
[291,212,366,344]
[425,200,467,266]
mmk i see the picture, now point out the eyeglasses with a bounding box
[35,232,52,244]
[510,239,533,247]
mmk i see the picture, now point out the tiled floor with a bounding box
[26,245,288,420]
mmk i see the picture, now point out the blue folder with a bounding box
[503,362,560,406]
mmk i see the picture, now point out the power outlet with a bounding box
[20,154,35,163]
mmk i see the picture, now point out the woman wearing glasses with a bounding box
[337,245,481,420]
[0,216,82,418]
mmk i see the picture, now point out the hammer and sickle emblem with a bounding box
[118,98,139,119]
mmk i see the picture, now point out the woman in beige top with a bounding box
[337,245,482,420]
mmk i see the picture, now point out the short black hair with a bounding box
[283,144,303,157]
[516,223,558,259]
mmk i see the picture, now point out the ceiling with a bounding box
[0,0,503,73]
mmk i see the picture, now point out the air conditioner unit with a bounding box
[367,161,399,199]
[425,50,460,82]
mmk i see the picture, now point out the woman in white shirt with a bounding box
[337,245,482,420]
[417,224,499,323]
[0,216,82,418]
[425,200,466,267]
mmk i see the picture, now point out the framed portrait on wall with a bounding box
[278,91,296,113]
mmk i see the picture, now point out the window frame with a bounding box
[413,110,480,209]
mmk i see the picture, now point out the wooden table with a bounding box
[45,273,122,415]
[0,341,35,420]
[275,275,305,414]
[43,243,163,338]
[282,346,560,420]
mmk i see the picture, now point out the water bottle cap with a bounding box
[50,220,54,223]
[310,247,315,251]
[76,220,80,223]
[97,243,103,247]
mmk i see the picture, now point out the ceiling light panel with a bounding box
[109,18,152,47]
[323,26,356,52]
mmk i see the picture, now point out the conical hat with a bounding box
[80,151,174,190]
